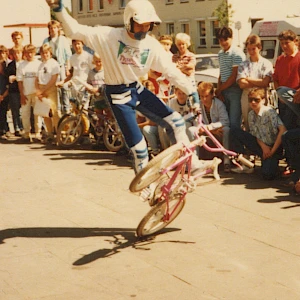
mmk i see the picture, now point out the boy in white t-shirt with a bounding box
[35,44,60,142]
[17,44,42,142]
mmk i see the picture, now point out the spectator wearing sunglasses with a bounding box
[230,88,286,180]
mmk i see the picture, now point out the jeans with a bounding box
[276,86,300,130]
[231,127,282,180]
[58,65,70,114]
[0,96,9,134]
[142,125,159,153]
[222,85,242,129]
[9,92,23,132]
[21,94,41,137]
[282,128,300,182]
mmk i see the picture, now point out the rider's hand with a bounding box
[46,0,63,12]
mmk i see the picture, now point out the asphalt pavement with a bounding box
[0,137,299,300]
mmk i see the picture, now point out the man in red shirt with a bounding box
[273,30,300,129]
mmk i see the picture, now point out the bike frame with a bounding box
[154,112,243,223]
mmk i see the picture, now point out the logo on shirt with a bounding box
[117,41,149,68]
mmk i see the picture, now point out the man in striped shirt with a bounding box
[215,27,245,130]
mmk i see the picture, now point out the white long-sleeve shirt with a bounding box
[55,8,194,96]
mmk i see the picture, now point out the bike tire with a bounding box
[56,116,83,148]
[103,120,125,152]
[57,113,72,129]
[129,143,182,193]
[136,195,186,237]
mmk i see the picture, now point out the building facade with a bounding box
[70,0,299,54]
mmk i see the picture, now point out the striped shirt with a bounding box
[218,46,245,83]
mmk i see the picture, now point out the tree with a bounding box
[212,0,234,27]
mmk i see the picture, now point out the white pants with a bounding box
[21,94,41,137]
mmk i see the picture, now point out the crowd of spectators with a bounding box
[0,21,299,194]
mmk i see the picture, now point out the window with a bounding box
[165,0,174,4]
[78,0,83,13]
[181,23,190,35]
[211,20,220,46]
[98,0,104,10]
[198,20,206,47]
[180,0,189,2]
[166,23,175,35]
[120,0,127,8]
[88,0,94,12]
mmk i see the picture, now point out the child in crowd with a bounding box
[139,80,161,156]
[237,34,273,131]
[9,31,24,60]
[273,30,300,130]
[5,46,24,136]
[231,88,286,180]
[148,34,174,101]
[0,45,12,67]
[215,27,245,129]
[57,39,94,140]
[0,62,9,139]
[43,20,72,114]
[172,33,199,104]
[35,44,60,144]
[188,82,231,172]
[17,44,42,143]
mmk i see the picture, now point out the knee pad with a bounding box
[130,138,148,173]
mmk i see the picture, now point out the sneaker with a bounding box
[231,165,254,174]
[139,183,156,206]
[0,134,7,140]
[14,131,22,137]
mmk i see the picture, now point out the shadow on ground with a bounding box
[0,227,194,266]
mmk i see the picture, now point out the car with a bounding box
[194,54,219,86]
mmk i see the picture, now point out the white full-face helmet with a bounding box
[124,0,161,33]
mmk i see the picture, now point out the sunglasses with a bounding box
[248,97,261,103]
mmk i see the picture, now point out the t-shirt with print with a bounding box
[16,59,42,95]
[37,58,60,85]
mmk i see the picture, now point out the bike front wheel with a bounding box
[56,116,83,148]
[136,194,186,237]
[103,120,125,152]
[129,143,182,193]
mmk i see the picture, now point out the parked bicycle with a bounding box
[129,110,254,237]
[56,83,124,151]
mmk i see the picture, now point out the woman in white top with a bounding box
[35,44,60,141]
[237,34,273,131]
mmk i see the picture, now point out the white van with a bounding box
[250,17,300,66]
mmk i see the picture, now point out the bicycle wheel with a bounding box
[136,194,186,237]
[129,143,182,193]
[56,116,83,148]
[103,120,124,152]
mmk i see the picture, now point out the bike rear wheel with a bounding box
[56,116,83,148]
[103,120,125,152]
[129,143,182,193]
[136,194,186,237]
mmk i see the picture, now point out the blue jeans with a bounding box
[282,128,300,182]
[276,86,300,130]
[222,85,242,129]
[0,96,9,134]
[231,128,281,180]
[9,92,23,132]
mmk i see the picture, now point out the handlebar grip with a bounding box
[238,154,254,168]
